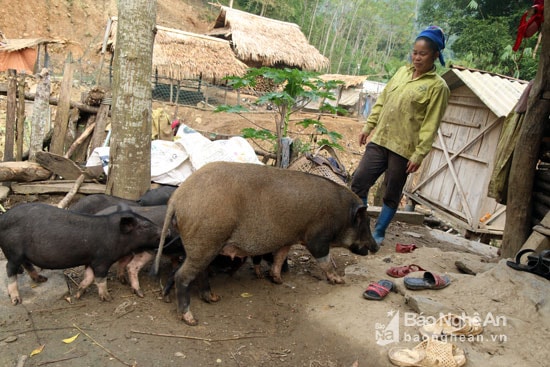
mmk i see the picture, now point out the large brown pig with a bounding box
[153,161,378,325]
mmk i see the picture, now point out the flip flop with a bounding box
[506,249,550,280]
[404,272,451,290]
[396,244,418,253]
[386,264,426,278]
[419,313,483,339]
[363,279,394,300]
[388,339,466,367]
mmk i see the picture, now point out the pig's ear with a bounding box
[119,216,137,234]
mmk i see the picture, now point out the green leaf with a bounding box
[241,128,276,141]
[214,105,249,113]
[295,119,320,128]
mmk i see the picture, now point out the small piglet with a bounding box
[0,203,163,305]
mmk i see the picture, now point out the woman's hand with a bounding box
[406,161,421,173]
[358,132,369,146]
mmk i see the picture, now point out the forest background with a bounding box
[233,0,540,81]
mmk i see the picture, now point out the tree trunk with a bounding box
[29,68,51,162]
[327,3,346,69]
[350,23,365,75]
[106,0,157,200]
[501,1,550,258]
[307,0,319,42]
[322,10,338,55]
[336,0,358,74]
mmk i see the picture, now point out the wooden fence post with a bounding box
[4,69,17,162]
[50,52,75,155]
[16,72,26,161]
[89,98,110,155]
[29,68,51,161]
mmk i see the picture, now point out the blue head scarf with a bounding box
[416,25,446,66]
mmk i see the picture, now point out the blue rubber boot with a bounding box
[373,204,397,245]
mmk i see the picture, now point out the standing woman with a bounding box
[351,25,450,245]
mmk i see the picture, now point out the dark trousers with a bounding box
[350,142,409,209]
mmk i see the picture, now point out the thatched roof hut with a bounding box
[153,25,248,80]
[102,18,248,81]
[305,74,385,117]
[207,6,329,71]
[318,74,368,88]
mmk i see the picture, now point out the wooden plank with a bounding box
[89,102,110,154]
[519,212,550,254]
[409,117,501,194]
[437,130,474,225]
[35,151,87,180]
[50,53,75,155]
[11,181,106,195]
[367,206,425,225]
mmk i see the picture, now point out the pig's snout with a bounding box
[368,241,380,254]
[349,237,379,255]
[349,243,370,256]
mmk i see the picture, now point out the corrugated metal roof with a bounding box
[442,67,529,118]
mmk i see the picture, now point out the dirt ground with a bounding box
[1,211,549,367]
[2,1,550,366]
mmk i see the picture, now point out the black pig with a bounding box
[137,185,177,206]
[68,194,139,214]
[153,161,378,325]
[0,203,163,305]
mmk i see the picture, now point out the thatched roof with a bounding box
[0,38,64,52]
[207,6,329,71]
[318,74,369,88]
[153,26,248,80]
[103,18,248,81]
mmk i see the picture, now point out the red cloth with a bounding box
[513,2,544,51]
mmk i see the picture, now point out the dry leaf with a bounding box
[30,344,45,357]
[62,333,80,344]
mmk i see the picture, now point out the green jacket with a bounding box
[362,65,450,165]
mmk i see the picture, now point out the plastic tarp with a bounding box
[0,48,36,73]
[86,124,262,186]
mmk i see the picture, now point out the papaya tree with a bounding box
[216,67,345,167]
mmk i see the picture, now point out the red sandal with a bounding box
[404,272,451,290]
[362,279,394,300]
[395,243,418,253]
[386,264,426,278]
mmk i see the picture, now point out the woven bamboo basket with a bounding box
[288,145,348,186]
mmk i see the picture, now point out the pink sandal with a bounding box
[363,279,394,300]
[386,264,426,278]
